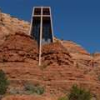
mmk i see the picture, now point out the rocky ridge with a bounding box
[0,12,30,45]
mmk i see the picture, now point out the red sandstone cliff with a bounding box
[0,12,30,45]
[0,12,100,100]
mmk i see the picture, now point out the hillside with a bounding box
[0,12,100,100]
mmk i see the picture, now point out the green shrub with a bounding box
[9,87,24,95]
[68,85,92,100]
[24,83,45,95]
[0,70,8,95]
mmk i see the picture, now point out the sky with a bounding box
[0,0,100,53]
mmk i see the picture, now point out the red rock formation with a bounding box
[0,32,38,63]
[0,12,100,99]
[42,42,73,66]
[60,40,95,68]
[0,12,30,45]
[0,33,100,98]
[60,40,89,54]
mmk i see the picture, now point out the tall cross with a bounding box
[29,6,54,66]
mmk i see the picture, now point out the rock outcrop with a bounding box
[0,12,30,45]
[0,32,38,63]
[0,12,100,99]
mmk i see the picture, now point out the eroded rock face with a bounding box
[0,12,30,45]
[0,12,100,99]
[61,41,89,54]
[0,32,38,63]
[93,53,100,64]
[42,42,74,66]
[0,33,100,98]
[60,40,95,68]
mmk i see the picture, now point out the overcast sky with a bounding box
[0,0,100,53]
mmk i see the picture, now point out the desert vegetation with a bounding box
[0,70,8,95]
[58,85,92,100]
[24,83,45,95]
